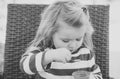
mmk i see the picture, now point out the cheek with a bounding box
[77,41,83,48]
[54,40,68,48]
[77,38,84,47]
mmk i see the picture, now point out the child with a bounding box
[20,0,103,79]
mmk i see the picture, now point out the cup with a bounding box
[72,70,90,79]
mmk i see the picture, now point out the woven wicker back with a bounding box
[4,4,109,79]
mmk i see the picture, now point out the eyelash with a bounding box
[62,38,81,43]
[63,40,69,43]
[76,38,81,41]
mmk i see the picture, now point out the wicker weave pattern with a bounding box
[4,4,109,79]
[88,5,109,79]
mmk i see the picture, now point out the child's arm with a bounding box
[74,48,103,79]
[19,46,47,75]
[20,47,72,75]
[90,64,103,79]
[82,48,103,79]
[89,53,103,79]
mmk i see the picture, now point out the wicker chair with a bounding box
[4,4,109,79]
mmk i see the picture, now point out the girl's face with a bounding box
[52,20,86,53]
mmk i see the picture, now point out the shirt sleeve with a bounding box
[89,56,103,79]
[74,48,103,79]
[19,46,45,75]
[79,48,103,79]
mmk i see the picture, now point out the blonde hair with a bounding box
[27,0,94,52]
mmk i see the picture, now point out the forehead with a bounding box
[56,20,86,38]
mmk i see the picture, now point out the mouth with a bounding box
[71,50,77,54]
[71,47,81,54]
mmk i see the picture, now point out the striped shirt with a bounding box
[20,47,103,79]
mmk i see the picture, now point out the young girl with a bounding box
[20,0,103,79]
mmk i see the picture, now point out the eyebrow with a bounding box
[77,37,82,39]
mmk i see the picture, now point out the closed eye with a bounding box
[76,38,81,41]
[62,39,70,43]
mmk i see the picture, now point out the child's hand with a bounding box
[47,48,72,63]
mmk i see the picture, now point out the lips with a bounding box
[70,49,77,54]
[71,47,81,54]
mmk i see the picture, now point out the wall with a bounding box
[109,1,120,79]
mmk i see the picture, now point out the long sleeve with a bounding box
[70,48,103,79]
[90,63,103,79]
[19,46,45,75]
[89,55,103,79]
[78,48,103,79]
[45,48,103,79]
[20,47,103,79]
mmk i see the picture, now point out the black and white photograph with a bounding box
[0,0,119,79]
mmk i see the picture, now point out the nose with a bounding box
[68,41,77,52]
